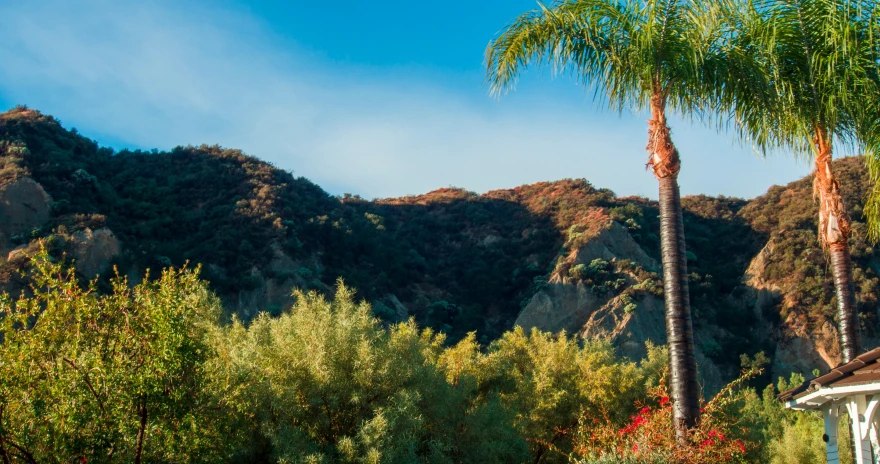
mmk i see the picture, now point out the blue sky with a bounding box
[0,0,814,199]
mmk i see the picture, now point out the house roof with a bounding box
[778,347,880,403]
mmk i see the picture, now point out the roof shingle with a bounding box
[777,346,880,402]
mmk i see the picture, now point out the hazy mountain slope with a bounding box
[2,106,878,386]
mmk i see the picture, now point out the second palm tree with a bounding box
[486,0,711,438]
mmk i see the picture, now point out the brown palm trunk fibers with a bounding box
[813,129,861,363]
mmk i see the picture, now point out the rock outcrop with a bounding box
[773,318,837,378]
[740,239,782,320]
[580,292,667,360]
[70,228,121,278]
[233,244,318,318]
[516,222,658,333]
[572,221,659,270]
[234,268,300,319]
[517,220,725,394]
[0,178,52,252]
[517,283,612,335]
[372,294,410,323]
[737,238,839,379]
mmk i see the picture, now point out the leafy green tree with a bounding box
[486,0,719,436]
[715,0,870,362]
[734,373,829,464]
[208,282,527,463]
[437,330,666,463]
[0,249,825,463]
[0,249,232,463]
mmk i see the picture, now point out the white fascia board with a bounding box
[787,384,880,410]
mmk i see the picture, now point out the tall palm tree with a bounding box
[486,0,715,437]
[716,0,865,363]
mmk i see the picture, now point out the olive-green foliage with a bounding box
[207,281,668,463]
[0,250,231,463]
[0,252,843,463]
[768,414,826,464]
[208,282,528,463]
[437,332,667,463]
[0,246,665,464]
[734,373,832,464]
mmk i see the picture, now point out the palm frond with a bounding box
[485,0,717,114]
[707,0,874,161]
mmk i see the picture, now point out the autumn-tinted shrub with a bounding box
[568,370,757,464]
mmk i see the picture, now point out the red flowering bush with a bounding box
[568,371,760,464]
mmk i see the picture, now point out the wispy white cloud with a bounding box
[0,0,810,199]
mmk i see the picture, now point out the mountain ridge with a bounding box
[2,105,878,389]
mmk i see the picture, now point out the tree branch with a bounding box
[135,397,147,464]
[5,440,37,464]
[0,404,10,464]
[62,357,106,415]
[0,404,37,464]
[0,438,9,464]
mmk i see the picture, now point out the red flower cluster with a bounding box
[573,387,753,463]
[618,407,651,435]
[700,429,730,450]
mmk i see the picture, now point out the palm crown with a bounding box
[720,0,871,156]
[841,0,880,241]
[486,0,716,115]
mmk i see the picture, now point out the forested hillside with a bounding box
[2,106,879,385]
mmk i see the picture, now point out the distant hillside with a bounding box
[2,106,878,387]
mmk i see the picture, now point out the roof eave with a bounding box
[786,383,880,410]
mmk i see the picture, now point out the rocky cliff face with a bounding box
[516,219,728,392]
[0,176,120,280]
[231,243,316,318]
[516,221,659,334]
[738,234,880,380]
[731,238,835,380]
[513,176,880,392]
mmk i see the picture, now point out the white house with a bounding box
[779,347,880,464]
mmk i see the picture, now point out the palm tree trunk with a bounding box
[813,128,861,363]
[648,94,700,441]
